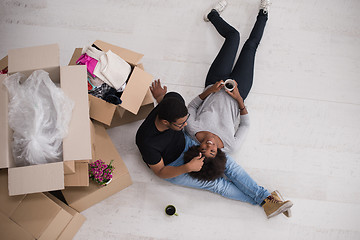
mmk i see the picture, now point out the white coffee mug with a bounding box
[223,79,236,91]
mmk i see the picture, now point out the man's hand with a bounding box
[150,79,167,103]
[186,153,205,172]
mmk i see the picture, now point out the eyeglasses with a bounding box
[171,113,190,128]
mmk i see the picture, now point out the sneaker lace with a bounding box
[266,195,281,203]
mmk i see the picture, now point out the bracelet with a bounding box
[240,106,246,111]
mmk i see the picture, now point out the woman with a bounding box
[185,0,269,158]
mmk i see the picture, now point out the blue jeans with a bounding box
[165,134,270,205]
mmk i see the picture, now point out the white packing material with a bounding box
[3,70,74,166]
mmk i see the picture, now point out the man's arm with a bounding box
[150,79,167,104]
[149,155,204,179]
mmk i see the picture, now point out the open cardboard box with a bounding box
[0,169,86,240]
[69,40,154,128]
[0,44,92,196]
[62,120,132,212]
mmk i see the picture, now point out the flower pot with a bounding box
[104,178,112,186]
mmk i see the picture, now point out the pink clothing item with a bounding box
[0,66,8,74]
[76,53,98,78]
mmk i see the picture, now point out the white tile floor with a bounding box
[1,0,360,239]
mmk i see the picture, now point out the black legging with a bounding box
[205,10,268,100]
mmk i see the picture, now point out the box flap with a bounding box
[57,212,86,240]
[61,66,92,162]
[0,55,8,71]
[0,170,26,217]
[0,212,35,240]
[63,160,76,175]
[110,102,154,128]
[119,67,153,115]
[143,88,155,105]
[8,44,60,82]
[64,162,89,187]
[88,94,117,126]
[93,40,144,66]
[90,120,96,160]
[45,192,86,240]
[92,122,129,178]
[38,207,72,240]
[68,48,83,66]
[10,193,64,239]
[8,162,64,196]
[0,75,11,169]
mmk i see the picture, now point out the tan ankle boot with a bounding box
[271,190,292,217]
[262,195,293,219]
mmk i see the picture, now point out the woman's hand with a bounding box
[208,80,224,93]
[150,79,167,103]
[199,80,224,100]
[225,82,244,105]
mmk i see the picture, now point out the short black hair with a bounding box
[184,145,227,181]
[157,97,188,123]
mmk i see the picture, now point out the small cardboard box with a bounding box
[62,120,132,212]
[0,44,92,196]
[0,169,86,240]
[69,40,154,128]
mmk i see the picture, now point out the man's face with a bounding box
[169,114,190,131]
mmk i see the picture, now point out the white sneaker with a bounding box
[259,0,271,14]
[204,0,228,22]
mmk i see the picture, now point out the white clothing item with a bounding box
[81,45,104,60]
[93,50,132,91]
[185,85,250,153]
[117,82,127,92]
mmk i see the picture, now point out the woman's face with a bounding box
[199,136,218,158]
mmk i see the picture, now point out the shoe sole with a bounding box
[274,190,292,217]
[267,201,293,219]
[204,0,228,22]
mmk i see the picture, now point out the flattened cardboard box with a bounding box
[69,40,154,128]
[62,120,132,212]
[0,212,35,240]
[0,169,86,240]
[45,193,86,240]
[0,44,92,196]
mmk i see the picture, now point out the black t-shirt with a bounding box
[136,106,185,166]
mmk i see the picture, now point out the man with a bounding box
[136,79,205,179]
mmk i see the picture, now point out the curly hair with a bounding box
[183,145,227,181]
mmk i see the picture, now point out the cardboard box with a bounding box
[0,55,8,72]
[62,120,132,212]
[0,169,86,240]
[0,44,92,196]
[69,40,154,128]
